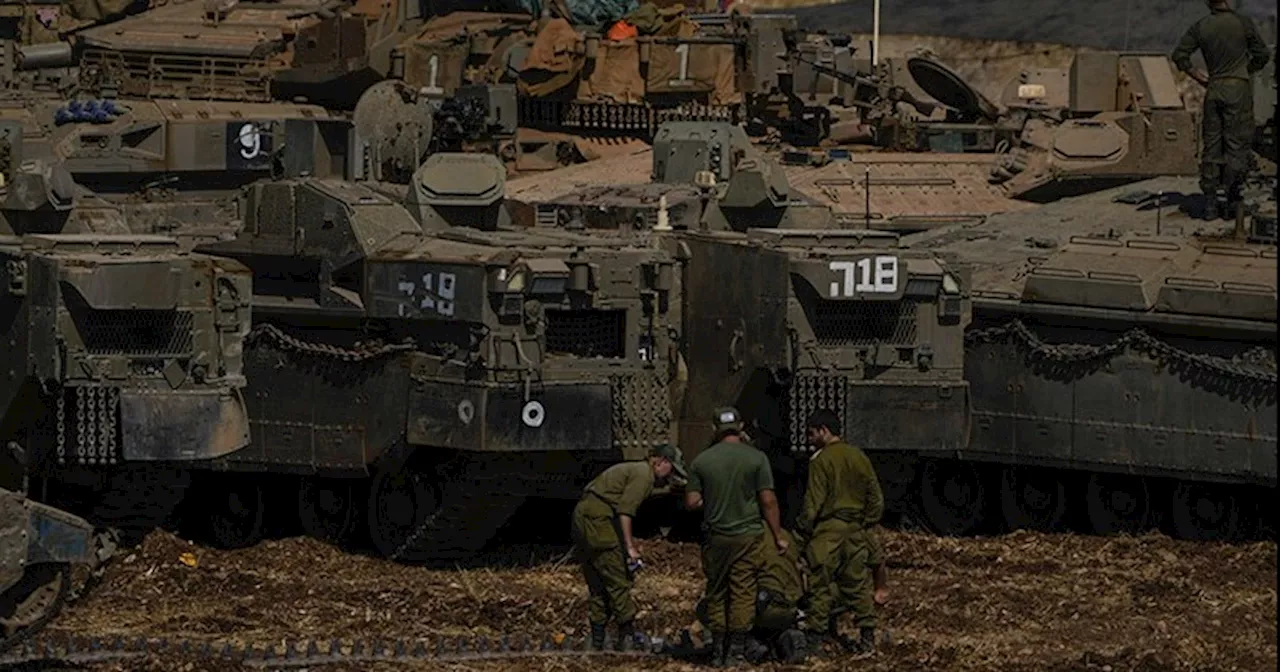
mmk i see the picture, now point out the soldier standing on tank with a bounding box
[572,443,687,651]
[684,407,789,667]
[1171,0,1272,220]
[795,409,884,658]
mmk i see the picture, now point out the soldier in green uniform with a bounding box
[795,409,883,657]
[572,443,687,650]
[684,407,788,666]
[1172,0,1272,219]
[687,525,808,664]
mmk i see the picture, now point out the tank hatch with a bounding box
[414,153,504,207]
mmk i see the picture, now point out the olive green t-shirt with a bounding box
[686,440,774,537]
[583,461,654,517]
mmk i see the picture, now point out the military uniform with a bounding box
[795,439,884,642]
[1172,5,1272,214]
[686,437,773,640]
[572,445,685,645]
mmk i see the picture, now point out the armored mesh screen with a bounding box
[76,309,196,357]
[544,309,626,358]
[812,299,919,346]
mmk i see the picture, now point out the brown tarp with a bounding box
[578,39,645,103]
[519,17,585,97]
[645,42,740,104]
[401,43,471,95]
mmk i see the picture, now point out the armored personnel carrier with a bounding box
[894,173,1276,542]
[507,121,971,519]
[2,113,256,528]
[507,119,1276,542]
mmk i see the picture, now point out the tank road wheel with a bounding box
[205,480,266,549]
[1000,467,1068,532]
[1,564,69,645]
[1169,482,1241,542]
[368,469,439,560]
[1085,473,1150,536]
[298,477,363,545]
[919,460,988,536]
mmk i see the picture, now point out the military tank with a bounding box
[505,121,971,523]
[505,114,1276,542]
[2,110,256,528]
[893,171,1276,542]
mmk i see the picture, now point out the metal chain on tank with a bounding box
[246,323,417,363]
[55,392,66,464]
[967,319,1279,389]
[788,374,847,454]
[106,388,119,465]
[74,386,87,465]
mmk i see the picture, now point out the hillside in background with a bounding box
[789,0,1276,51]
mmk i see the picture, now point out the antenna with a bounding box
[872,0,881,66]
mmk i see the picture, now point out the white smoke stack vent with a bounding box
[655,194,672,231]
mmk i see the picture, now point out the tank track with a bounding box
[0,567,70,656]
[0,630,667,667]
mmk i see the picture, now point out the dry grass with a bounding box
[50,526,1276,672]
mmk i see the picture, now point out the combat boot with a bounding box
[721,632,749,667]
[589,622,607,651]
[707,631,726,666]
[802,630,833,659]
[848,626,876,658]
[615,621,636,651]
[1204,192,1222,221]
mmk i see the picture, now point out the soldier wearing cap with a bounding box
[684,407,788,666]
[572,443,687,650]
[1171,0,1271,219]
[795,408,884,657]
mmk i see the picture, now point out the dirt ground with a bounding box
[37,525,1277,672]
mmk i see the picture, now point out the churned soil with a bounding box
[40,525,1277,672]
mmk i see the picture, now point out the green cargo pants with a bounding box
[571,495,636,627]
[1200,77,1255,198]
[803,518,874,632]
[701,532,765,633]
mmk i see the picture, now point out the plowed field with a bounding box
[41,526,1277,672]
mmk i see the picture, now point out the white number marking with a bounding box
[827,256,899,297]
[237,123,262,160]
[675,43,690,82]
[425,54,443,94]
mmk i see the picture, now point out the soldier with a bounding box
[684,407,788,667]
[1171,0,1272,219]
[685,525,808,665]
[795,409,883,657]
[572,443,687,650]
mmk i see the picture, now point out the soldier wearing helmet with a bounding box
[683,406,788,666]
[1171,0,1271,219]
[572,443,687,651]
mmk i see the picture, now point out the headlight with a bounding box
[504,267,527,293]
[942,273,960,294]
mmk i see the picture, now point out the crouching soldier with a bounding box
[682,526,808,664]
[572,444,687,650]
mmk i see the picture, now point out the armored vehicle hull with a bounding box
[902,175,1276,541]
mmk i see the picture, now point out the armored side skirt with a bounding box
[789,373,971,455]
[408,380,614,453]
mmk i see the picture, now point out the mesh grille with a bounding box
[545,310,625,358]
[812,300,919,346]
[80,48,271,102]
[76,309,196,357]
[610,372,671,451]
